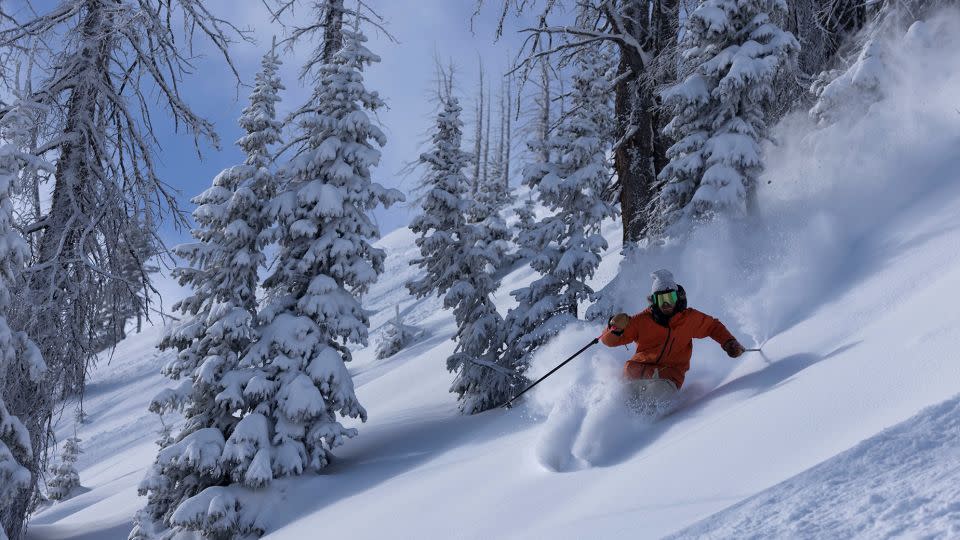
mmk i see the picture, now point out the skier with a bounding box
[603,269,745,411]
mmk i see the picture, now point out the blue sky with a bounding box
[144,0,547,245]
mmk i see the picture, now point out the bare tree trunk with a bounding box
[538,58,550,164]
[483,81,491,188]
[612,0,679,244]
[614,55,655,244]
[321,0,345,63]
[612,1,655,243]
[493,77,509,201]
[473,62,484,196]
[503,73,512,195]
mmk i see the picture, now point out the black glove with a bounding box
[607,316,625,336]
[723,339,745,358]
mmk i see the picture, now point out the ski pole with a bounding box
[502,331,608,409]
[744,348,762,352]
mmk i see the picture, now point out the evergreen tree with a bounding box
[407,73,514,413]
[47,437,82,502]
[0,94,49,540]
[502,45,618,374]
[407,82,472,300]
[132,46,284,540]
[654,0,798,235]
[514,194,540,261]
[94,224,161,353]
[444,201,512,414]
[242,13,401,488]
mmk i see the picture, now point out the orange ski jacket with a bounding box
[600,307,735,389]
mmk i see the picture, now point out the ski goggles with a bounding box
[653,290,678,307]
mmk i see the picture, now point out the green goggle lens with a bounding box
[654,290,678,307]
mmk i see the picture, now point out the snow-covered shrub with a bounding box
[47,437,81,502]
[376,306,420,360]
[810,36,887,126]
[810,3,940,126]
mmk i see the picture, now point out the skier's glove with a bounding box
[723,339,745,358]
[607,314,628,336]
[606,323,624,336]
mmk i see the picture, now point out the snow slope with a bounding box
[26,10,960,540]
[669,396,960,539]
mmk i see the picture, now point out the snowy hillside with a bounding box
[24,12,960,540]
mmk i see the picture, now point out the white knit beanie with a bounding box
[650,269,677,294]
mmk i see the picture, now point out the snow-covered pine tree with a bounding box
[0,94,48,540]
[513,57,554,261]
[407,73,472,300]
[502,43,618,373]
[472,161,512,272]
[47,436,81,502]
[407,68,514,413]
[444,201,513,413]
[654,0,799,235]
[514,194,539,260]
[241,8,402,490]
[154,416,174,449]
[94,223,161,353]
[131,45,284,540]
[808,0,934,127]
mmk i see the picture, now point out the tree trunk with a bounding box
[483,81,491,188]
[614,0,679,244]
[503,74,512,195]
[538,59,550,164]
[321,0,345,63]
[473,63,484,196]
